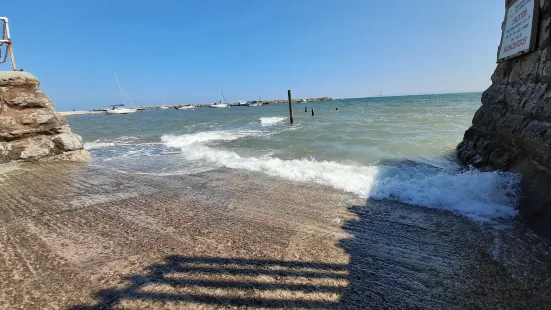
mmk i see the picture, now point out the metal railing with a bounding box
[0,17,17,71]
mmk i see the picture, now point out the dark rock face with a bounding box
[0,71,91,163]
[457,0,551,237]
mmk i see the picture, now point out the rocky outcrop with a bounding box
[0,71,90,163]
[457,0,551,237]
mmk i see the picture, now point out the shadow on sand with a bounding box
[68,159,469,309]
[70,256,350,309]
[69,159,550,309]
[69,203,470,309]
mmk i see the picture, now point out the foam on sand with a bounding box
[162,131,520,221]
[84,142,116,150]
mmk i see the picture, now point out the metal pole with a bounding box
[288,90,293,125]
[8,44,16,71]
[0,17,16,71]
[4,20,15,71]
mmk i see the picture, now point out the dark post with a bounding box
[312,108,315,116]
[288,90,294,125]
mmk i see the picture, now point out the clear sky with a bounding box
[2,0,504,110]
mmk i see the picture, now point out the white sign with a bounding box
[498,0,538,61]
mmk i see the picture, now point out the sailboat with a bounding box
[209,88,229,108]
[159,99,170,109]
[248,96,263,107]
[230,101,248,107]
[105,71,137,115]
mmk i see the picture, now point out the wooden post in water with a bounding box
[288,90,294,125]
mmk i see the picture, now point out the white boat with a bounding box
[178,105,195,110]
[209,103,228,108]
[159,99,171,109]
[209,88,229,108]
[230,101,248,107]
[106,71,137,115]
[106,106,137,114]
[248,97,263,107]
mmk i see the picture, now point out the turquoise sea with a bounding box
[67,93,520,221]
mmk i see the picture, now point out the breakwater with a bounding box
[137,97,333,110]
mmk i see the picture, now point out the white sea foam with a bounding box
[259,117,287,125]
[84,142,116,150]
[161,131,520,221]
[162,130,263,147]
[84,136,143,150]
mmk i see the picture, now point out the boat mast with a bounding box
[114,71,125,106]
[220,88,227,103]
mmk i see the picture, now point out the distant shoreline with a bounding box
[59,111,103,116]
[137,97,333,110]
[59,97,333,114]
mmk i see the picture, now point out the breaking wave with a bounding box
[259,117,287,125]
[84,142,116,150]
[161,130,520,221]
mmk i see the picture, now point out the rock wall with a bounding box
[457,0,551,237]
[0,71,90,162]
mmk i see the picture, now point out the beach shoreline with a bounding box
[1,161,550,309]
[58,110,103,116]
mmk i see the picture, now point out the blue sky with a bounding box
[3,0,504,110]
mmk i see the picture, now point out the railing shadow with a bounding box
[70,256,349,309]
[68,157,483,309]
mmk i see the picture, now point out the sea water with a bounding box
[67,93,520,222]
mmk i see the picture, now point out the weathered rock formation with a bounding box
[457,0,551,237]
[0,71,90,162]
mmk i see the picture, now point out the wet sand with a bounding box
[0,162,550,309]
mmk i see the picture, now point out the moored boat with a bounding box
[106,71,137,115]
[209,88,229,108]
[105,105,137,114]
[209,103,228,108]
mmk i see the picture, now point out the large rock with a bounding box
[52,132,84,152]
[0,71,90,162]
[457,0,551,238]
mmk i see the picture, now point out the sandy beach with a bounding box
[1,162,550,309]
